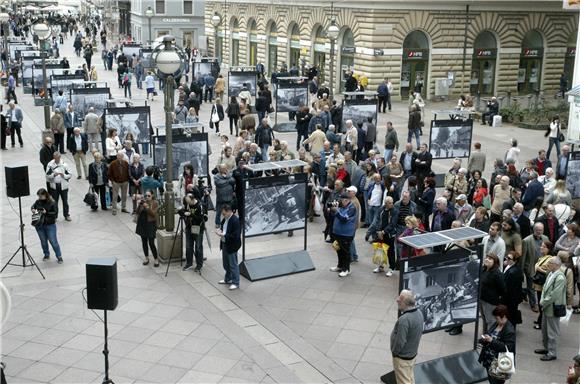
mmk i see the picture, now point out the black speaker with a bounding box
[86,258,118,311]
[5,164,30,198]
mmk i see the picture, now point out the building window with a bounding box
[155,0,165,14]
[426,276,434,287]
[183,0,192,14]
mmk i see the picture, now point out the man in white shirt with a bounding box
[481,222,506,270]
[539,167,556,198]
[344,119,358,154]
[46,152,72,221]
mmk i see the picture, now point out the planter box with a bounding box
[518,122,549,130]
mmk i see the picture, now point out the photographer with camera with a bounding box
[179,189,207,273]
[482,97,499,126]
[135,192,159,267]
[32,188,63,264]
[329,192,357,277]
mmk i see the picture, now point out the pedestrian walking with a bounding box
[6,102,23,148]
[31,188,63,264]
[216,204,241,290]
[136,192,159,267]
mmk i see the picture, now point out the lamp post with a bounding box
[327,19,339,98]
[0,13,9,69]
[145,6,153,46]
[32,22,51,131]
[211,12,221,59]
[154,35,184,233]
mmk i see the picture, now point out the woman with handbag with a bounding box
[533,240,553,330]
[210,98,225,135]
[478,305,516,384]
[545,115,562,160]
[31,188,63,264]
[136,192,159,267]
[480,253,506,333]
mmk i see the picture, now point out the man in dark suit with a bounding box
[64,104,81,151]
[67,128,89,179]
[502,253,523,328]
[399,143,417,179]
[555,145,570,180]
[216,204,241,290]
[512,203,531,240]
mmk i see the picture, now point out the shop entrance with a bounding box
[518,30,544,94]
[470,31,497,96]
[401,30,429,99]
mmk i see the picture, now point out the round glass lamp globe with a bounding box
[327,24,340,40]
[156,50,181,74]
[33,23,51,40]
[211,14,221,27]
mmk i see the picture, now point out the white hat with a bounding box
[346,186,358,194]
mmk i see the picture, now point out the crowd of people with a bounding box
[1,11,579,384]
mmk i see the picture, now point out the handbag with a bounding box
[211,109,220,123]
[482,194,491,210]
[532,271,547,285]
[31,210,45,227]
[371,242,389,267]
[191,225,201,235]
[558,132,565,142]
[331,240,340,251]
[553,303,566,317]
[497,346,515,375]
[83,187,97,208]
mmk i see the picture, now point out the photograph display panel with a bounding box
[194,62,212,80]
[141,49,154,68]
[70,88,110,119]
[50,75,86,101]
[9,44,32,60]
[400,248,481,333]
[121,44,142,59]
[228,71,257,97]
[341,99,378,131]
[244,174,307,237]
[566,151,580,199]
[429,120,473,160]
[104,106,151,144]
[153,133,209,180]
[32,65,66,92]
[276,85,308,113]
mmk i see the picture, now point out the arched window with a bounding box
[471,31,498,96]
[312,25,327,83]
[564,31,577,92]
[231,18,240,66]
[248,19,258,66]
[267,22,278,74]
[288,24,301,69]
[401,30,430,98]
[339,28,355,92]
[518,30,544,94]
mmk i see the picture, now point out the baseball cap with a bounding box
[346,186,358,194]
[455,194,467,201]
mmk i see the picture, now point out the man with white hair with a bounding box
[344,119,358,154]
[521,222,548,312]
[67,127,89,179]
[83,107,101,151]
[386,289,423,384]
[431,197,455,232]
[535,256,566,361]
[539,167,556,198]
[556,145,570,180]
[325,124,341,147]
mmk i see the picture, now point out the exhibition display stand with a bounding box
[272,76,308,133]
[428,119,474,160]
[239,161,315,281]
[340,92,378,132]
[382,228,488,384]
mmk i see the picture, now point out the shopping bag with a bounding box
[371,242,389,267]
[105,186,112,207]
[496,346,515,375]
[482,195,491,210]
[313,196,322,216]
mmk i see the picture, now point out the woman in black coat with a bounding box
[478,305,516,384]
[295,105,311,151]
[210,99,225,134]
[501,252,524,327]
[480,253,506,334]
[136,192,159,267]
[226,96,240,136]
[416,178,435,231]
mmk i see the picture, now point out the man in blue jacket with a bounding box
[216,204,241,290]
[204,73,216,102]
[330,193,357,277]
[522,171,544,212]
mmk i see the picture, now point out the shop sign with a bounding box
[521,48,543,58]
[563,0,580,10]
[341,46,356,54]
[475,49,496,58]
[567,47,576,57]
[404,49,427,60]
[162,18,191,23]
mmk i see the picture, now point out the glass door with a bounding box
[249,42,258,66]
[314,52,325,83]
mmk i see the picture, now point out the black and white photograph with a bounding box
[244,180,306,237]
[121,44,142,60]
[70,87,111,119]
[401,252,481,333]
[276,86,308,112]
[429,120,473,159]
[193,62,212,80]
[32,65,66,94]
[566,151,580,199]
[140,48,154,68]
[341,100,377,131]
[228,71,257,97]
[50,75,86,101]
[153,133,209,180]
[9,44,32,60]
[104,106,151,144]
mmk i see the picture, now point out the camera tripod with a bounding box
[1,197,45,279]
[165,215,185,277]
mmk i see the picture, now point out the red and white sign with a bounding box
[563,0,580,9]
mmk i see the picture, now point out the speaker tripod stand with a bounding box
[1,197,45,279]
[101,309,114,384]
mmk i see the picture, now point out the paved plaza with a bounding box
[1,39,578,384]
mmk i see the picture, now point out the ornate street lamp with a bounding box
[152,35,185,233]
[145,6,154,46]
[0,13,9,62]
[211,12,221,59]
[327,19,339,97]
[32,22,52,132]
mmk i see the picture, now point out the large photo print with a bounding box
[50,75,86,101]
[276,86,308,112]
[429,120,473,159]
[566,151,580,199]
[228,71,257,97]
[244,180,306,237]
[70,88,110,119]
[121,44,142,60]
[153,133,209,180]
[400,249,481,333]
[341,100,377,131]
[104,106,151,144]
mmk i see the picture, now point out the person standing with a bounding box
[31,188,63,264]
[377,79,390,113]
[215,74,226,102]
[255,117,275,161]
[386,289,423,384]
[50,110,65,154]
[136,192,159,267]
[520,222,547,313]
[6,102,23,148]
[364,116,377,155]
[145,71,156,101]
[384,122,399,162]
[134,59,144,89]
[480,253,506,333]
[68,128,89,179]
[502,252,524,328]
[122,67,132,99]
[226,96,240,136]
[216,204,241,290]
[407,104,421,148]
[209,98,225,134]
[83,107,101,151]
[88,152,109,210]
[329,193,357,277]
[45,152,72,221]
[39,137,56,172]
[204,73,216,102]
[535,256,567,361]
[213,164,235,227]
[180,192,206,273]
[546,115,561,161]
[107,152,130,215]
[64,104,81,151]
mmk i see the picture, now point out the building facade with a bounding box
[205,0,578,99]
[130,0,205,50]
